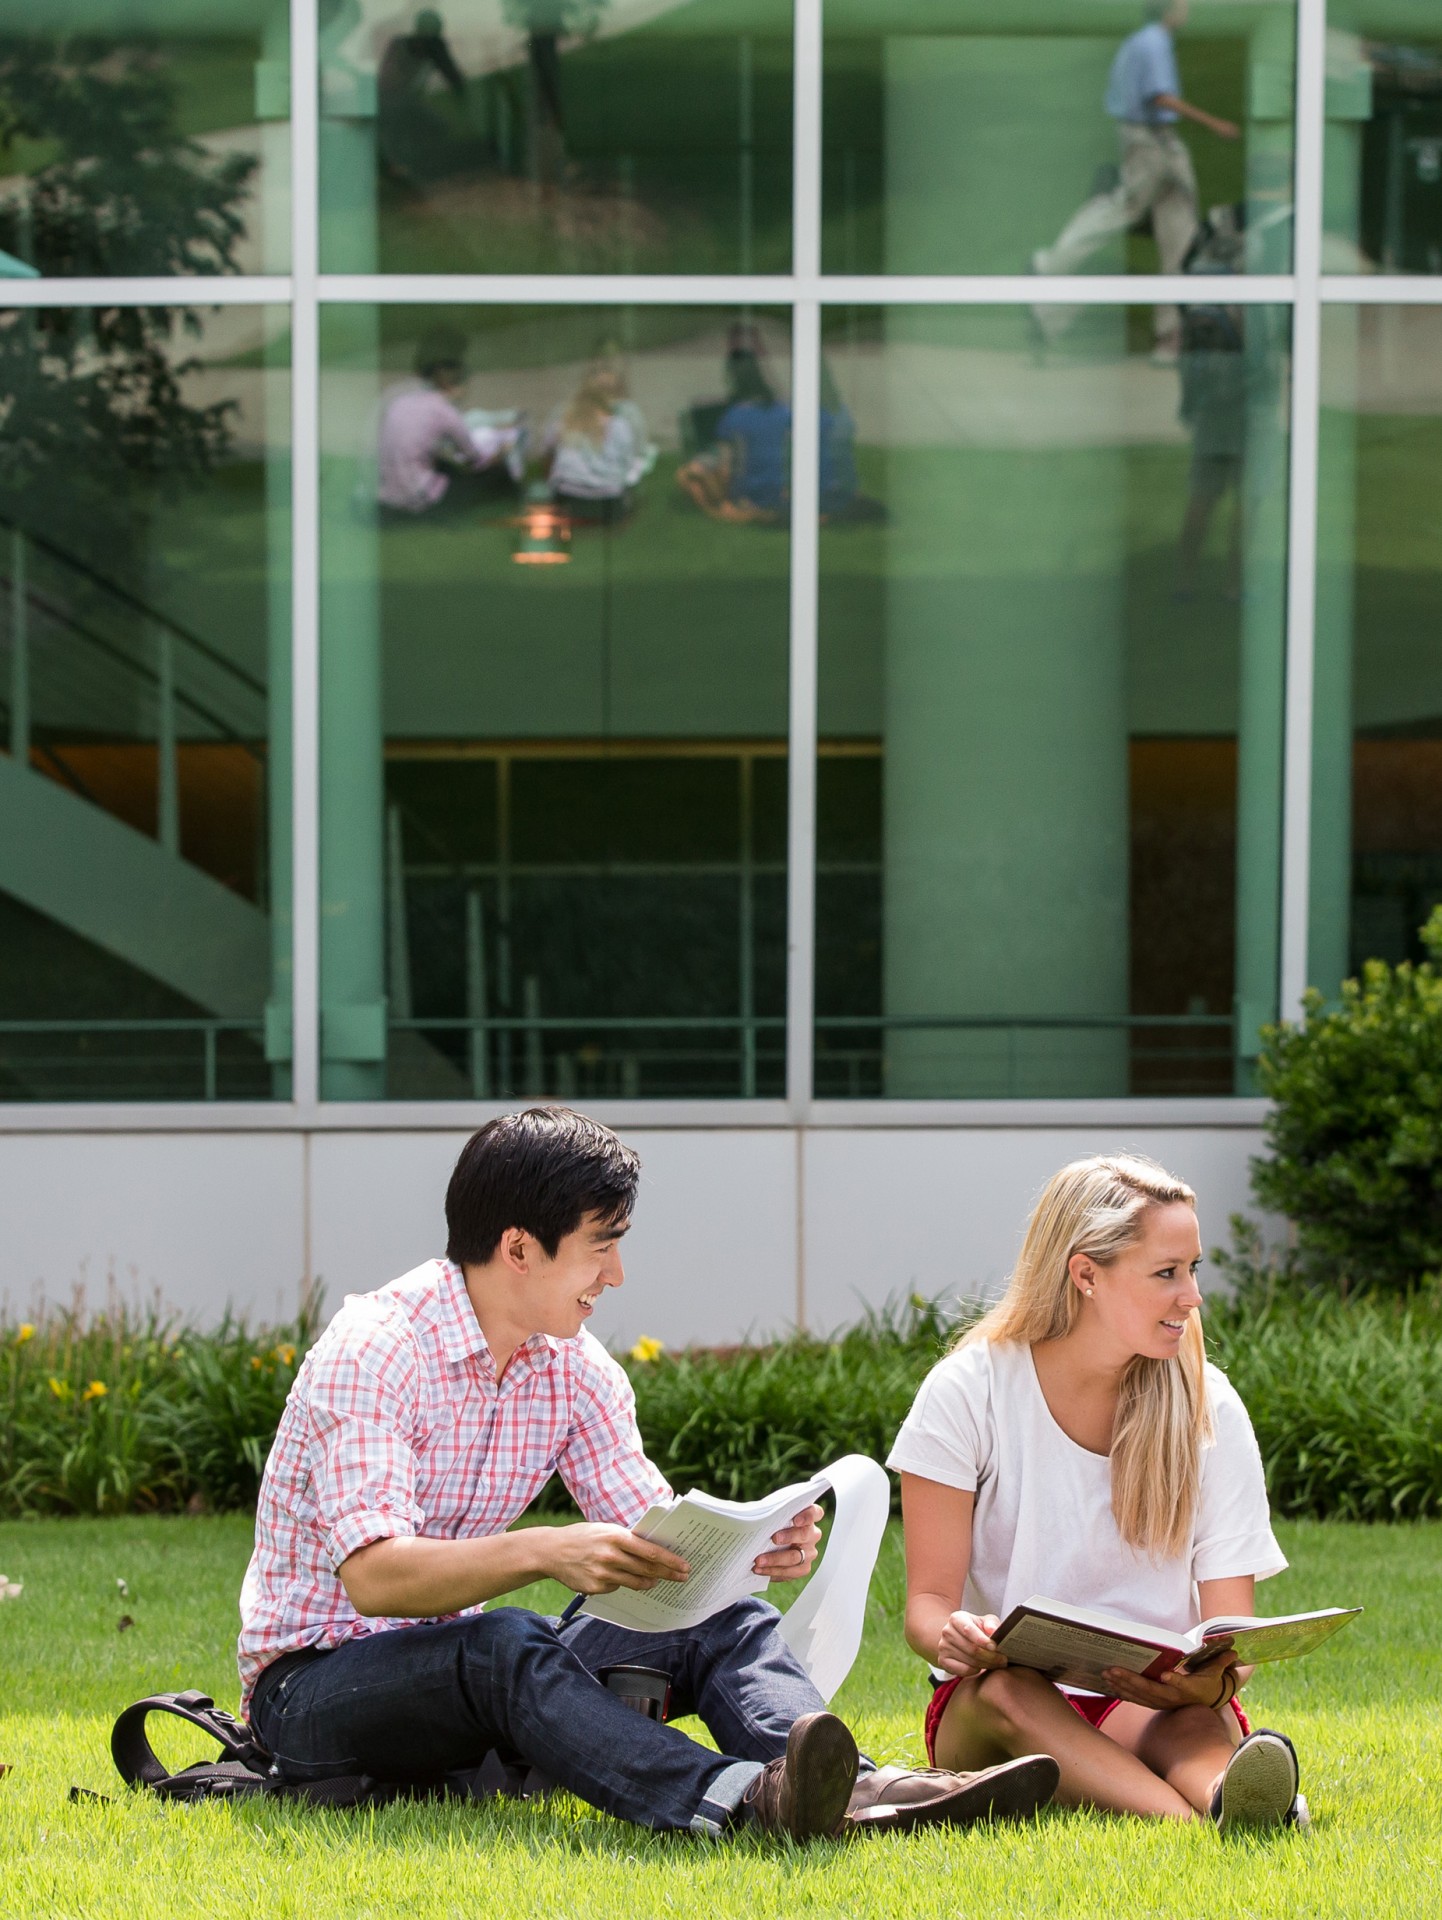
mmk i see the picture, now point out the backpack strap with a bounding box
[111,1691,271,1792]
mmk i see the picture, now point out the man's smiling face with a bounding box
[515,1210,630,1342]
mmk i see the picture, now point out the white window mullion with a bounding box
[1279,0,1328,1023]
[785,0,823,1124]
[290,0,321,1114]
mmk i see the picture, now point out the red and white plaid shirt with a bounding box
[237,1258,670,1711]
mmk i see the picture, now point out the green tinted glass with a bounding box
[1311,304,1442,996]
[0,3,290,277]
[0,304,292,1099]
[823,3,1296,281]
[318,304,791,1100]
[814,302,1291,1099]
[318,2,793,274]
[1325,7,1442,274]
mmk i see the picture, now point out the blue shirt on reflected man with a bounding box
[1104,22,1181,125]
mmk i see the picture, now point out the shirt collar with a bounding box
[435,1258,560,1375]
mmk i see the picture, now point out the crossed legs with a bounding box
[932,1667,1241,1820]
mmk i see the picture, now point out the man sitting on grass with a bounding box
[238,1107,1059,1840]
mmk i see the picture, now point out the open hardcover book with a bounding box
[991,1595,1362,1690]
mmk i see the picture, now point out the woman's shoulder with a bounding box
[1201,1358,1262,1438]
[915,1333,1012,1407]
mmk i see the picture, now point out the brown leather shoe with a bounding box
[844,1755,1060,1834]
[739,1712,859,1840]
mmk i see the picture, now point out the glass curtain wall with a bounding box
[10,5,1442,1114]
[0,5,292,1102]
[318,304,791,1100]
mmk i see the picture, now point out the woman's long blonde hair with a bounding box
[958,1153,1213,1560]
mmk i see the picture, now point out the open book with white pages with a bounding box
[991,1595,1362,1692]
[577,1454,891,1703]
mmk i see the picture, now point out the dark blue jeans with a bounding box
[249,1596,829,1835]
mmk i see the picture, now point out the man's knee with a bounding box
[457,1606,558,1672]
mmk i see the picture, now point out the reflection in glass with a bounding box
[0,304,291,1099]
[318,2,793,274]
[1326,8,1442,273]
[319,306,792,1100]
[814,302,1291,1100]
[822,3,1295,283]
[1311,306,1442,998]
[0,4,290,277]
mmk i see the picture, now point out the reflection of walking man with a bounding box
[1032,3,1238,357]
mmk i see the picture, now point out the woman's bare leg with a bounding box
[934,1669,1197,1819]
[1103,1699,1242,1813]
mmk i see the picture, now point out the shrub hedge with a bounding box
[1253,905,1442,1290]
[4,1288,1440,1522]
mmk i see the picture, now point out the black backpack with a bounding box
[108,1690,551,1808]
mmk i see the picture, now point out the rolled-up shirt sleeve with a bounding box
[1192,1369,1288,1587]
[301,1314,426,1569]
[556,1351,671,1527]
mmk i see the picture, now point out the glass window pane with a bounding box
[823,4,1296,284]
[1326,8,1442,273]
[0,4,290,277]
[814,301,1291,1099]
[0,304,291,1099]
[1312,305,1442,994]
[318,4,793,274]
[319,304,792,1100]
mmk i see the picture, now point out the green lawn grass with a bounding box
[2,1517,1440,1919]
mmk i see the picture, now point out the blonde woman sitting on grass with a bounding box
[889,1154,1308,1833]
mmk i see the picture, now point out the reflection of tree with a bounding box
[0,36,255,276]
[0,40,248,573]
[502,1,609,187]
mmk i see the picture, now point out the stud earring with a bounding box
[1085,1287,1095,1297]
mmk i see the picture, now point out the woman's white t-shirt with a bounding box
[887,1339,1286,1641]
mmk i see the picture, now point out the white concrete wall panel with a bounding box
[801,1128,1267,1336]
[0,1132,305,1324]
[0,1125,1267,1346]
[308,1127,798,1352]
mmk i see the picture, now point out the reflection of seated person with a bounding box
[676,352,884,526]
[377,334,526,518]
[545,366,655,523]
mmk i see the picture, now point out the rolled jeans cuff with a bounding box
[691,1759,763,1837]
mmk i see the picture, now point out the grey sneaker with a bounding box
[739,1712,859,1840]
[844,1755,1060,1833]
[1209,1730,1300,1835]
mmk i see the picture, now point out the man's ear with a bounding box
[496,1226,532,1274]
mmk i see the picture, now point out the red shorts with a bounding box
[924,1675,1251,1765]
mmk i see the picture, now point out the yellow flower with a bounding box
[82,1379,108,1402]
[48,1376,72,1401]
[629,1335,664,1365]
[250,1355,263,1371]
[277,1344,297,1368]
[15,1323,34,1345]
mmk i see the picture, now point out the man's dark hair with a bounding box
[445,1108,641,1265]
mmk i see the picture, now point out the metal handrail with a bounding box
[0,566,263,753]
[0,507,265,699]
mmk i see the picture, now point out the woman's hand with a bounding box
[1100,1645,1240,1714]
[936,1610,1009,1680]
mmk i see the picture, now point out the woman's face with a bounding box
[1074,1201,1204,1363]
